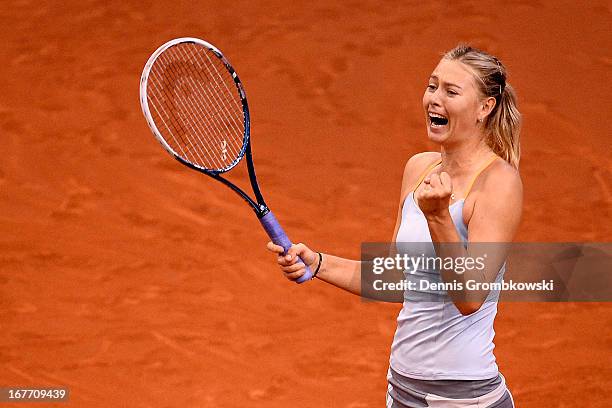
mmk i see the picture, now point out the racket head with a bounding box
[140,38,250,173]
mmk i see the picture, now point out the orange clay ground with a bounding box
[0,1,610,407]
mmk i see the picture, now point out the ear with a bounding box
[478,96,497,121]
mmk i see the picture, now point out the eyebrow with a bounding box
[429,75,462,89]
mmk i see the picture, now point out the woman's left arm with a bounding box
[419,165,523,315]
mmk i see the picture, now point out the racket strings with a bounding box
[168,47,239,152]
[180,45,244,156]
[197,48,244,126]
[177,43,245,158]
[148,64,219,167]
[156,48,241,166]
[148,85,201,165]
[158,47,242,160]
[146,42,246,171]
[155,55,226,165]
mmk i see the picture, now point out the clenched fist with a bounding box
[415,171,453,218]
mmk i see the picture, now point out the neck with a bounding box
[439,137,494,176]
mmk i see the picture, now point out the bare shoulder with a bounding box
[466,159,523,241]
[405,151,441,169]
[466,158,523,224]
[479,159,523,198]
[401,151,441,189]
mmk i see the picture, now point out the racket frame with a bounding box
[140,37,269,217]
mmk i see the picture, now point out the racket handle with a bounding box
[259,211,313,283]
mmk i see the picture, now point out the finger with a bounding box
[285,269,306,281]
[439,172,453,194]
[284,242,318,268]
[285,245,301,263]
[416,186,429,199]
[421,189,435,201]
[277,255,296,267]
[279,254,299,266]
[283,247,299,265]
[286,243,309,264]
[266,241,284,254]
[429,173,442,189]
[281,262,304,274]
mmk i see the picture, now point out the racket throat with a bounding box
[245,145,266,205]
[243,145,269,218]
[255,205,270,218]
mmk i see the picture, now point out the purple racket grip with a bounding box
[259,211,312,283]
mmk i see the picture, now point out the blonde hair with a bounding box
[444,45,521,168]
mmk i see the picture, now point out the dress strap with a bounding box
[411,158,442,192]
[463,155,499,197]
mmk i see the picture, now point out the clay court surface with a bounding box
[1,1,610,407]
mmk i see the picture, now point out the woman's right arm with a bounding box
[266,242,362,295]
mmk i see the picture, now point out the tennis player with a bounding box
[267,45,521,408]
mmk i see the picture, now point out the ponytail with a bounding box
[485,83,521,168]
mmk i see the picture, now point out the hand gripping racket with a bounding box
[139,37,312,283]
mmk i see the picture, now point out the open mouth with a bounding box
[428,112,449,127]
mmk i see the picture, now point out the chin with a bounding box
[426,127,450,144]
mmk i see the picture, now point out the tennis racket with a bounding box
[139,37,312,283]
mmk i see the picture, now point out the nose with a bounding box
[428,88,442,107]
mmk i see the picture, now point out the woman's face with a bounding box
[422,59,484,145]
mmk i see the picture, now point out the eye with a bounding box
[447,89,458,96]
[427,84,436,92]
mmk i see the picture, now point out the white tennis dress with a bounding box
[387,158,514,408]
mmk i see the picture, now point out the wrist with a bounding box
[312,252,323,279]
[424,210,452,225]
